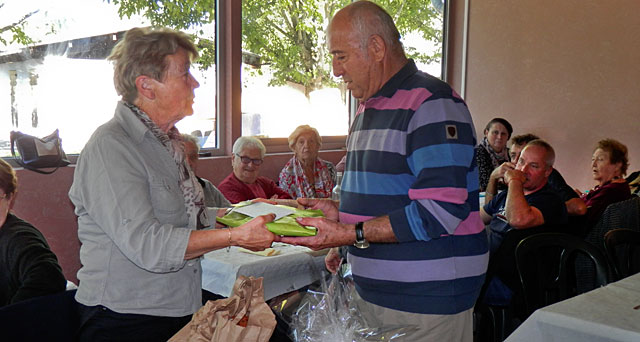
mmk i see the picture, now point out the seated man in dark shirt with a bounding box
[493,133,587,216]
[481,139,569,253]
[480,139,568,306]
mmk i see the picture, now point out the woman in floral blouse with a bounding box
[279,125,336,199]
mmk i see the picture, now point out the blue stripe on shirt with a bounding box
[407,143,475,174]
[343,171,415,196]
[405,201,433,241]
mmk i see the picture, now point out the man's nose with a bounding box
[332,61,343,77]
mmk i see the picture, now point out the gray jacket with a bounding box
[69,101,201,316]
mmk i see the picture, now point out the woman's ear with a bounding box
[135,75,156,100]
[614,161,624,175]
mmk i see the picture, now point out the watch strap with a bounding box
[355,221,365,243]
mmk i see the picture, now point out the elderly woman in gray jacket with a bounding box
[69,27,277,341]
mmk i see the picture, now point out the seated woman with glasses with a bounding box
[218,136,292,204]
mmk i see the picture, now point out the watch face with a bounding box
[354,240,370,249]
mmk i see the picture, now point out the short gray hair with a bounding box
[232,136,266,158]
[525,139,555,168]
[108,27,198,104]
[341,1,404,55]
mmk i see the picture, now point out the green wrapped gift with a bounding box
[216,204,321,236]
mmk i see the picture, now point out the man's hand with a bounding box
[279,217,353,250]
[490,162,516,183]
[296,198,339,221]
[504,169,526,185]
[325,247,342,274]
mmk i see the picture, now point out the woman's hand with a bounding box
[251,197,278,205]
[296,198,339,221]
[232,213,278,251]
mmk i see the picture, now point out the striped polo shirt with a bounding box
[341,60,489,315]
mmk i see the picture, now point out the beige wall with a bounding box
[447,0,640,191]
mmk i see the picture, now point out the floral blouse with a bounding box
[278,156,336,199]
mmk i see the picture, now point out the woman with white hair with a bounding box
[279,125,336,199]
[218,136,291,203]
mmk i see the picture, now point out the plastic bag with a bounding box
[216,203,322,236]
[289,265,414,342]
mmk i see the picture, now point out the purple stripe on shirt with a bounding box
[407,99,474,134]
[452,212,485,235]
[347,129,406,154]
[366,88,433,112]
[416,198,463,235]
[409,187,468,204]
[339,212,375,225]
[348,251,489,282]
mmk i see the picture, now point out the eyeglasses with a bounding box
[235,153,263,166]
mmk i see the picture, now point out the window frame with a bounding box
[2,0,449,163]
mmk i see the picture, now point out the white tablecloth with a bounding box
[506,273,640,342]
[201,243,328,300]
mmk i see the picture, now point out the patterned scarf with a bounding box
[125,103,209,229]
[480,137,509,168]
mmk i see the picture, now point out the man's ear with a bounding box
[135,75,155,100]
[368,34,386,62]
[545,166,554,178]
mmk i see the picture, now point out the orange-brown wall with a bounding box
[447,0,640,191]
[11,150,345,284]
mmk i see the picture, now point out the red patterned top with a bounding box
[278,156,336,199]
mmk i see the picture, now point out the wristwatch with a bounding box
[354,222,370,249]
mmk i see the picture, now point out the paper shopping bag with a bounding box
[170,276,276,342]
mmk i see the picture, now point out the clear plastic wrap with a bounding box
[289,264,415,342]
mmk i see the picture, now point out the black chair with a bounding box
[577,197,640,292]
[604,228,640,281]
[515,233,610,319]
[474,225,556,342]
[0,289,80,341]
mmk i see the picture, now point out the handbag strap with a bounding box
[10,131,60,175]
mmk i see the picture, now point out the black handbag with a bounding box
[10,129,70,174]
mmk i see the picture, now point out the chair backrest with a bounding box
[604,228,640,281]
[515,233,610,319]
[578,197,640,291]
[0,289,80,341]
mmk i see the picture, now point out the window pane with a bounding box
[240,0,445,139]
[0,0,217,157]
